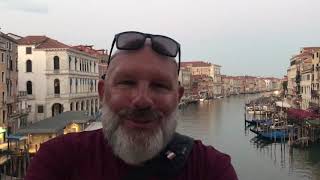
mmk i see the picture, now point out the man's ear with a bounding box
[98,80,105,102]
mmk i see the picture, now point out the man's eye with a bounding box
[118,80,136,86]
[152,83,169,90]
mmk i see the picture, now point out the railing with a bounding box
[18,91,27,97]
[46,92,98,99]
[45,69,99,76]
[8,108,30,118]
[302,64,313,73]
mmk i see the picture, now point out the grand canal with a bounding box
[177,94,320,180]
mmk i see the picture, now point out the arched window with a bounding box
[69,56,72,70]
[75,58,77,71]
[90,80,93,92]
[76,78,78,93]
[26,81,32,95]
[26,60,32,72]
[69,78,72,93]
[53,56,60,70]
[70,102,73,111]
[76,102,79,111]
[81,101,84,110]
[54,79,60,94]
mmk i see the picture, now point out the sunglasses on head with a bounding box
[102,31,181,79]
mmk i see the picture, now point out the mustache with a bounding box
[117,108,163,121]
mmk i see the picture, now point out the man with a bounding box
[25,31,238,180]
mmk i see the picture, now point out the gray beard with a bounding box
[101,104,178,165]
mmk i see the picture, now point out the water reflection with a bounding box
[177,95,320,180]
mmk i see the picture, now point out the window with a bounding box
[69,56,72,70]
[76,102,79,111]
[76,79,78,93]
[26,47,32,54]
[70,103,73,111]
[16,58,18,71]
[1,53,3,62]
[81,101,84,110]
[54,79,60,94]
[1,72,3,82]
[2,92,4,104]
[53,56,60,70]
[27,81,32,95]
[6,55,9,69]
[26,60,32,72]
[90,80,93,92]
[38,105,44,113]
[9,56,12,70]
[9,80,12,96]
[2,110,5,124]
[75,58,77,71]
[70,78,72,93]
[20,117,27,128]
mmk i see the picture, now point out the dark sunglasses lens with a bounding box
[152,36,179,57]
[117,32,145,50]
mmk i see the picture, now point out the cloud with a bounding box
[0,0,48,14]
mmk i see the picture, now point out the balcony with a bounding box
[18,91,27,98]
[45,69,99,77]
[46,92,98,99]
[8,108,30,118]
[302,64,313,73]
[311,89,320,97]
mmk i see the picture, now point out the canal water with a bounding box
[177,94,320,180]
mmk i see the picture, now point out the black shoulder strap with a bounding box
[123,133,194,180]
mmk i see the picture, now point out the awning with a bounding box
[7,135,28,141]
[306,119,320,126]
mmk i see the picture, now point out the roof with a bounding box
[291,52,313,60]
[84,122,102,131]
[181,61,212,67]
[16,111,93,135]
[301,47,320,52]
[18,36,70,49]
[72,45,108,57]
[0,32,18,43]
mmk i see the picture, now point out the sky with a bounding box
[1,0,320,78]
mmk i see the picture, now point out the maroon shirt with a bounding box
[25,129,238,180]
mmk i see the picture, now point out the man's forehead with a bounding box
[108,46,178,71]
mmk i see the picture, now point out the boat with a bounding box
[245,119,272,126]
[250,128,289,141]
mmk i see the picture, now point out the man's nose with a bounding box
[131,83,154,109]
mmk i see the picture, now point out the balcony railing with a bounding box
[46,92,98,99]
[302,64,313,73]
[8,108,30,118]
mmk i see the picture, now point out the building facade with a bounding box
[178,67,193,96]
[286,47,320,109]
[0,32,29,138]
[18,36,100,123]
[181,61,222,97]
